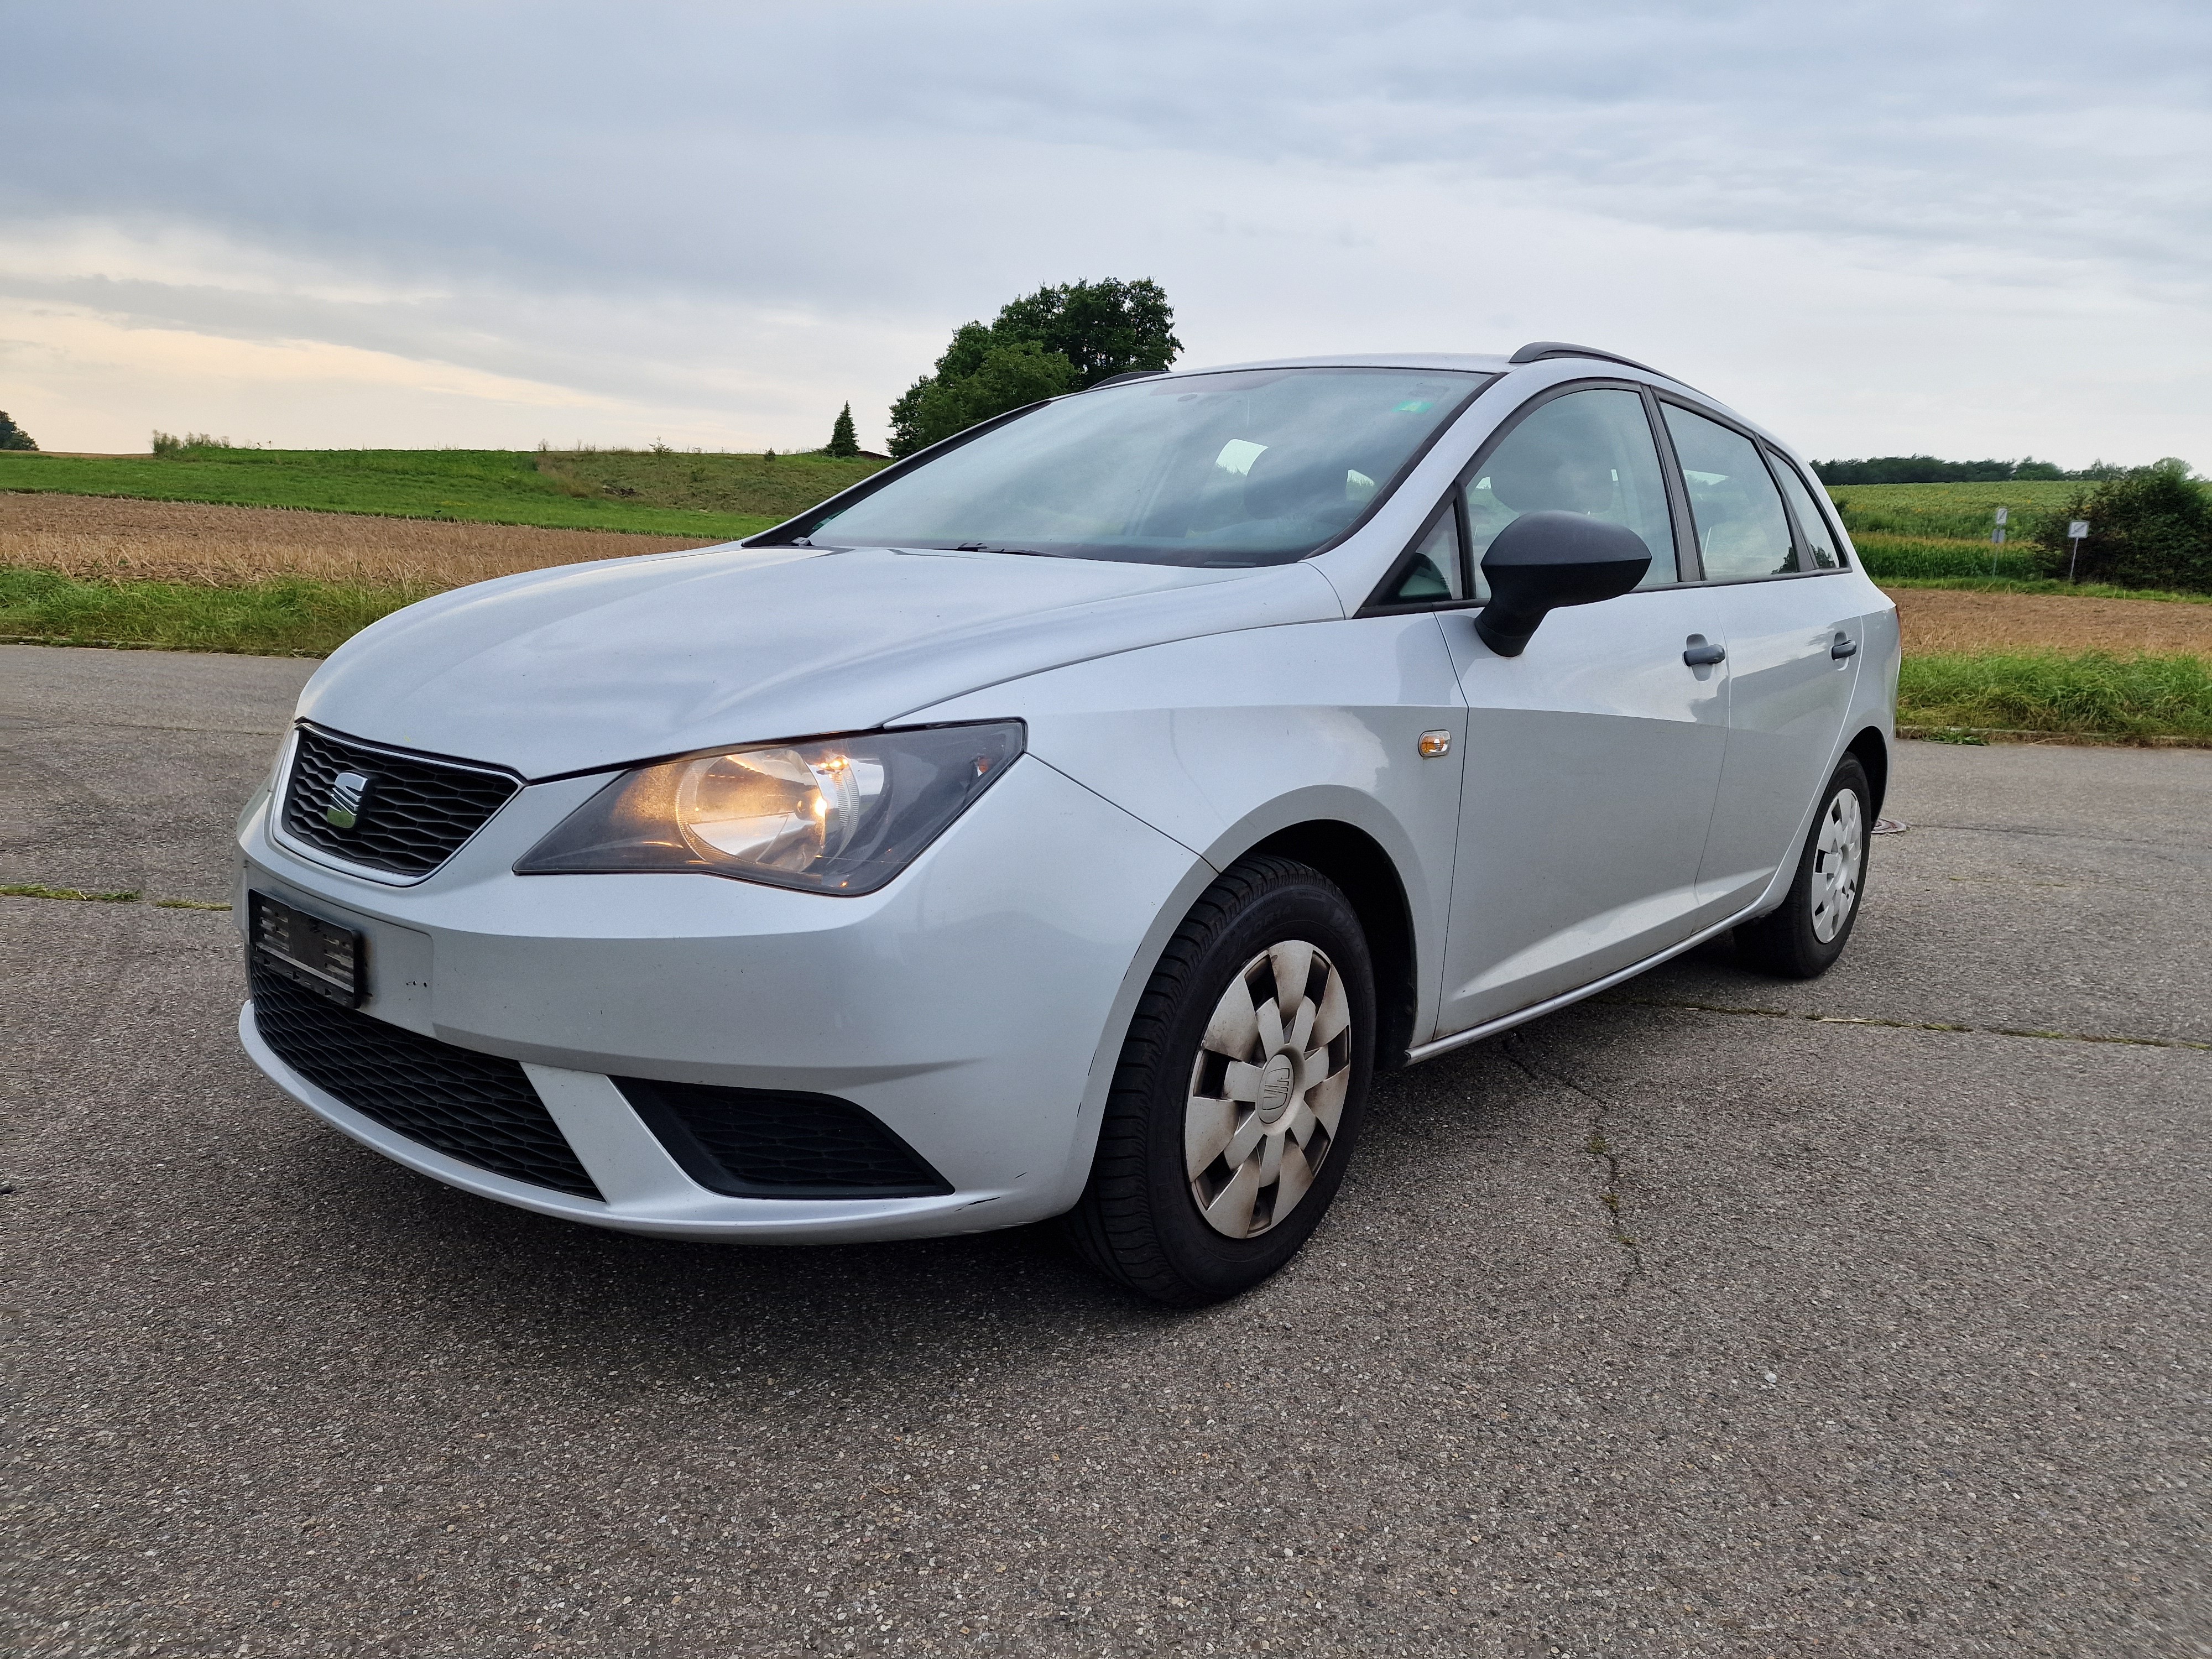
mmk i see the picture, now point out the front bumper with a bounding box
[235,752,1200,1242]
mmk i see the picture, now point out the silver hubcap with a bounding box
[1185,941,1353,1239]
[1810,787,1864,943]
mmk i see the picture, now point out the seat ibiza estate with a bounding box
[234,342,1898,1303]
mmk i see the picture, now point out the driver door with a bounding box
[1426,385,1734,1036]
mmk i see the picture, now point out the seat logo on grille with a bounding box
[325,770,373,830]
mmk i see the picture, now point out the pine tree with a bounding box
[826,403,860,457]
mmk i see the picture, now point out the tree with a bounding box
[2030,460,2212,592]
[825,402,860,457]
[0,410,36,451]
[888,279,1182,458]
[990,278,1181,390]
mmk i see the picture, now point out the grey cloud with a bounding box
[9,0,2206,294]
[2,1,2205,455]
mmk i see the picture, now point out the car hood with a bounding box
[296,542,1343,778]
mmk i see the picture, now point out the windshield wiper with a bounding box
[952,542,1071,558]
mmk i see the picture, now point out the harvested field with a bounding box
[1886,585,2212,658]
[0,492,721,591]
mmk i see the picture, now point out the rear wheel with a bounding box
[1066,856,1374,1306]
[1734,755,1870,978]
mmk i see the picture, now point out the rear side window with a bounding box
[1466,388,1678,594]
[1662,405,1797,581]
[1768,454,1845,570]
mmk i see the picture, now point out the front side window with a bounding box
[791,368,1491,568]
[1463,388,1677,599]
[1380,503,1467,604]
[1768,453,1845,570]
[1662,405,1797,581]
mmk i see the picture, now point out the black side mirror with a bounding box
[1473,512,1652,657]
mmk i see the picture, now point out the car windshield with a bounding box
[789,367,1493,567]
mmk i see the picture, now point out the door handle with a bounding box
[1682,636,1726,667]
[1830,632,1859,660]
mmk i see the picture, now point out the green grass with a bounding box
[0,445,889,536]
[0,566,426,656]
[1898,650,2212,740]
[1,883,141,902]
[1874,575,2212,604]
[1850,532,2048,582]
[10,565,2208,742]
[1827,479,2085,542]
[1850,530,2212,600]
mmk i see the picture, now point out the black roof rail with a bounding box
[1088,369,1169,389]
[1507,341,1679,382]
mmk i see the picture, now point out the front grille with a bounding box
[615,1077,952,1199]
[252,968,602,1200]
[280,726,519,878]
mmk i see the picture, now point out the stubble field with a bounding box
[0,492,723,589]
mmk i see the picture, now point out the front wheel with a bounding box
[1734,754,1870,978]
[1066,855,1375,1306]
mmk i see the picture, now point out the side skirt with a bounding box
[1402,898,1767,1066]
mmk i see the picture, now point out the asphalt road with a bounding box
[5,643,2208,1658]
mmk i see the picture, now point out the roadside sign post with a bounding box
[2067,519,2090,583]
[1991,506,2008,573]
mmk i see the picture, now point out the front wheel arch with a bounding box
[1243,821,1417,1071]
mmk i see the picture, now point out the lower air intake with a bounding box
[614,1078,952,1199]
[251,969,602,1201]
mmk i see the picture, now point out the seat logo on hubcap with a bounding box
[1256,1053,1297,1123]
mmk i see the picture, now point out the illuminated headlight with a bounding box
[514,722,1024,895]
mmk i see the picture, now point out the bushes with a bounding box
[2027,462,2212,592]
[888,279,1181,458]
[889,333,1077,456]
[1813,454,2064,484]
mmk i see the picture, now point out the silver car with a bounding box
[234,343,1898,1303]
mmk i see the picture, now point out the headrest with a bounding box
[1483,439,1615,515]
[1243,450,1346,521]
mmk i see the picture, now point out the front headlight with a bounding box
[514,721,1025,895]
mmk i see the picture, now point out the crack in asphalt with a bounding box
[1600,996,2210,1052]
[1500,1033,1647,1294]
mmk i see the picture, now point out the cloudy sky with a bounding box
[4,1,2207,464]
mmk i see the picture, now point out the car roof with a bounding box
[1112,348,1783,456]
[1175,352,1517,375]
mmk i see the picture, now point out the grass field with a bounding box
[0,446,888,539]
[1,566,427,656]
[1848,533,2047,582]
[1898,651,2212,740]
[1827,479,2084,542]
[6,474,2209,742]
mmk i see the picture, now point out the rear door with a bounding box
[1407,384,1736,1036]
[1656,403,1866,911]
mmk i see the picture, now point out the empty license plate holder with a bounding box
[249,891,366,1008]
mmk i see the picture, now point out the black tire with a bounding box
[1734,754,1871,979]
[1065,855,1375,1306]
